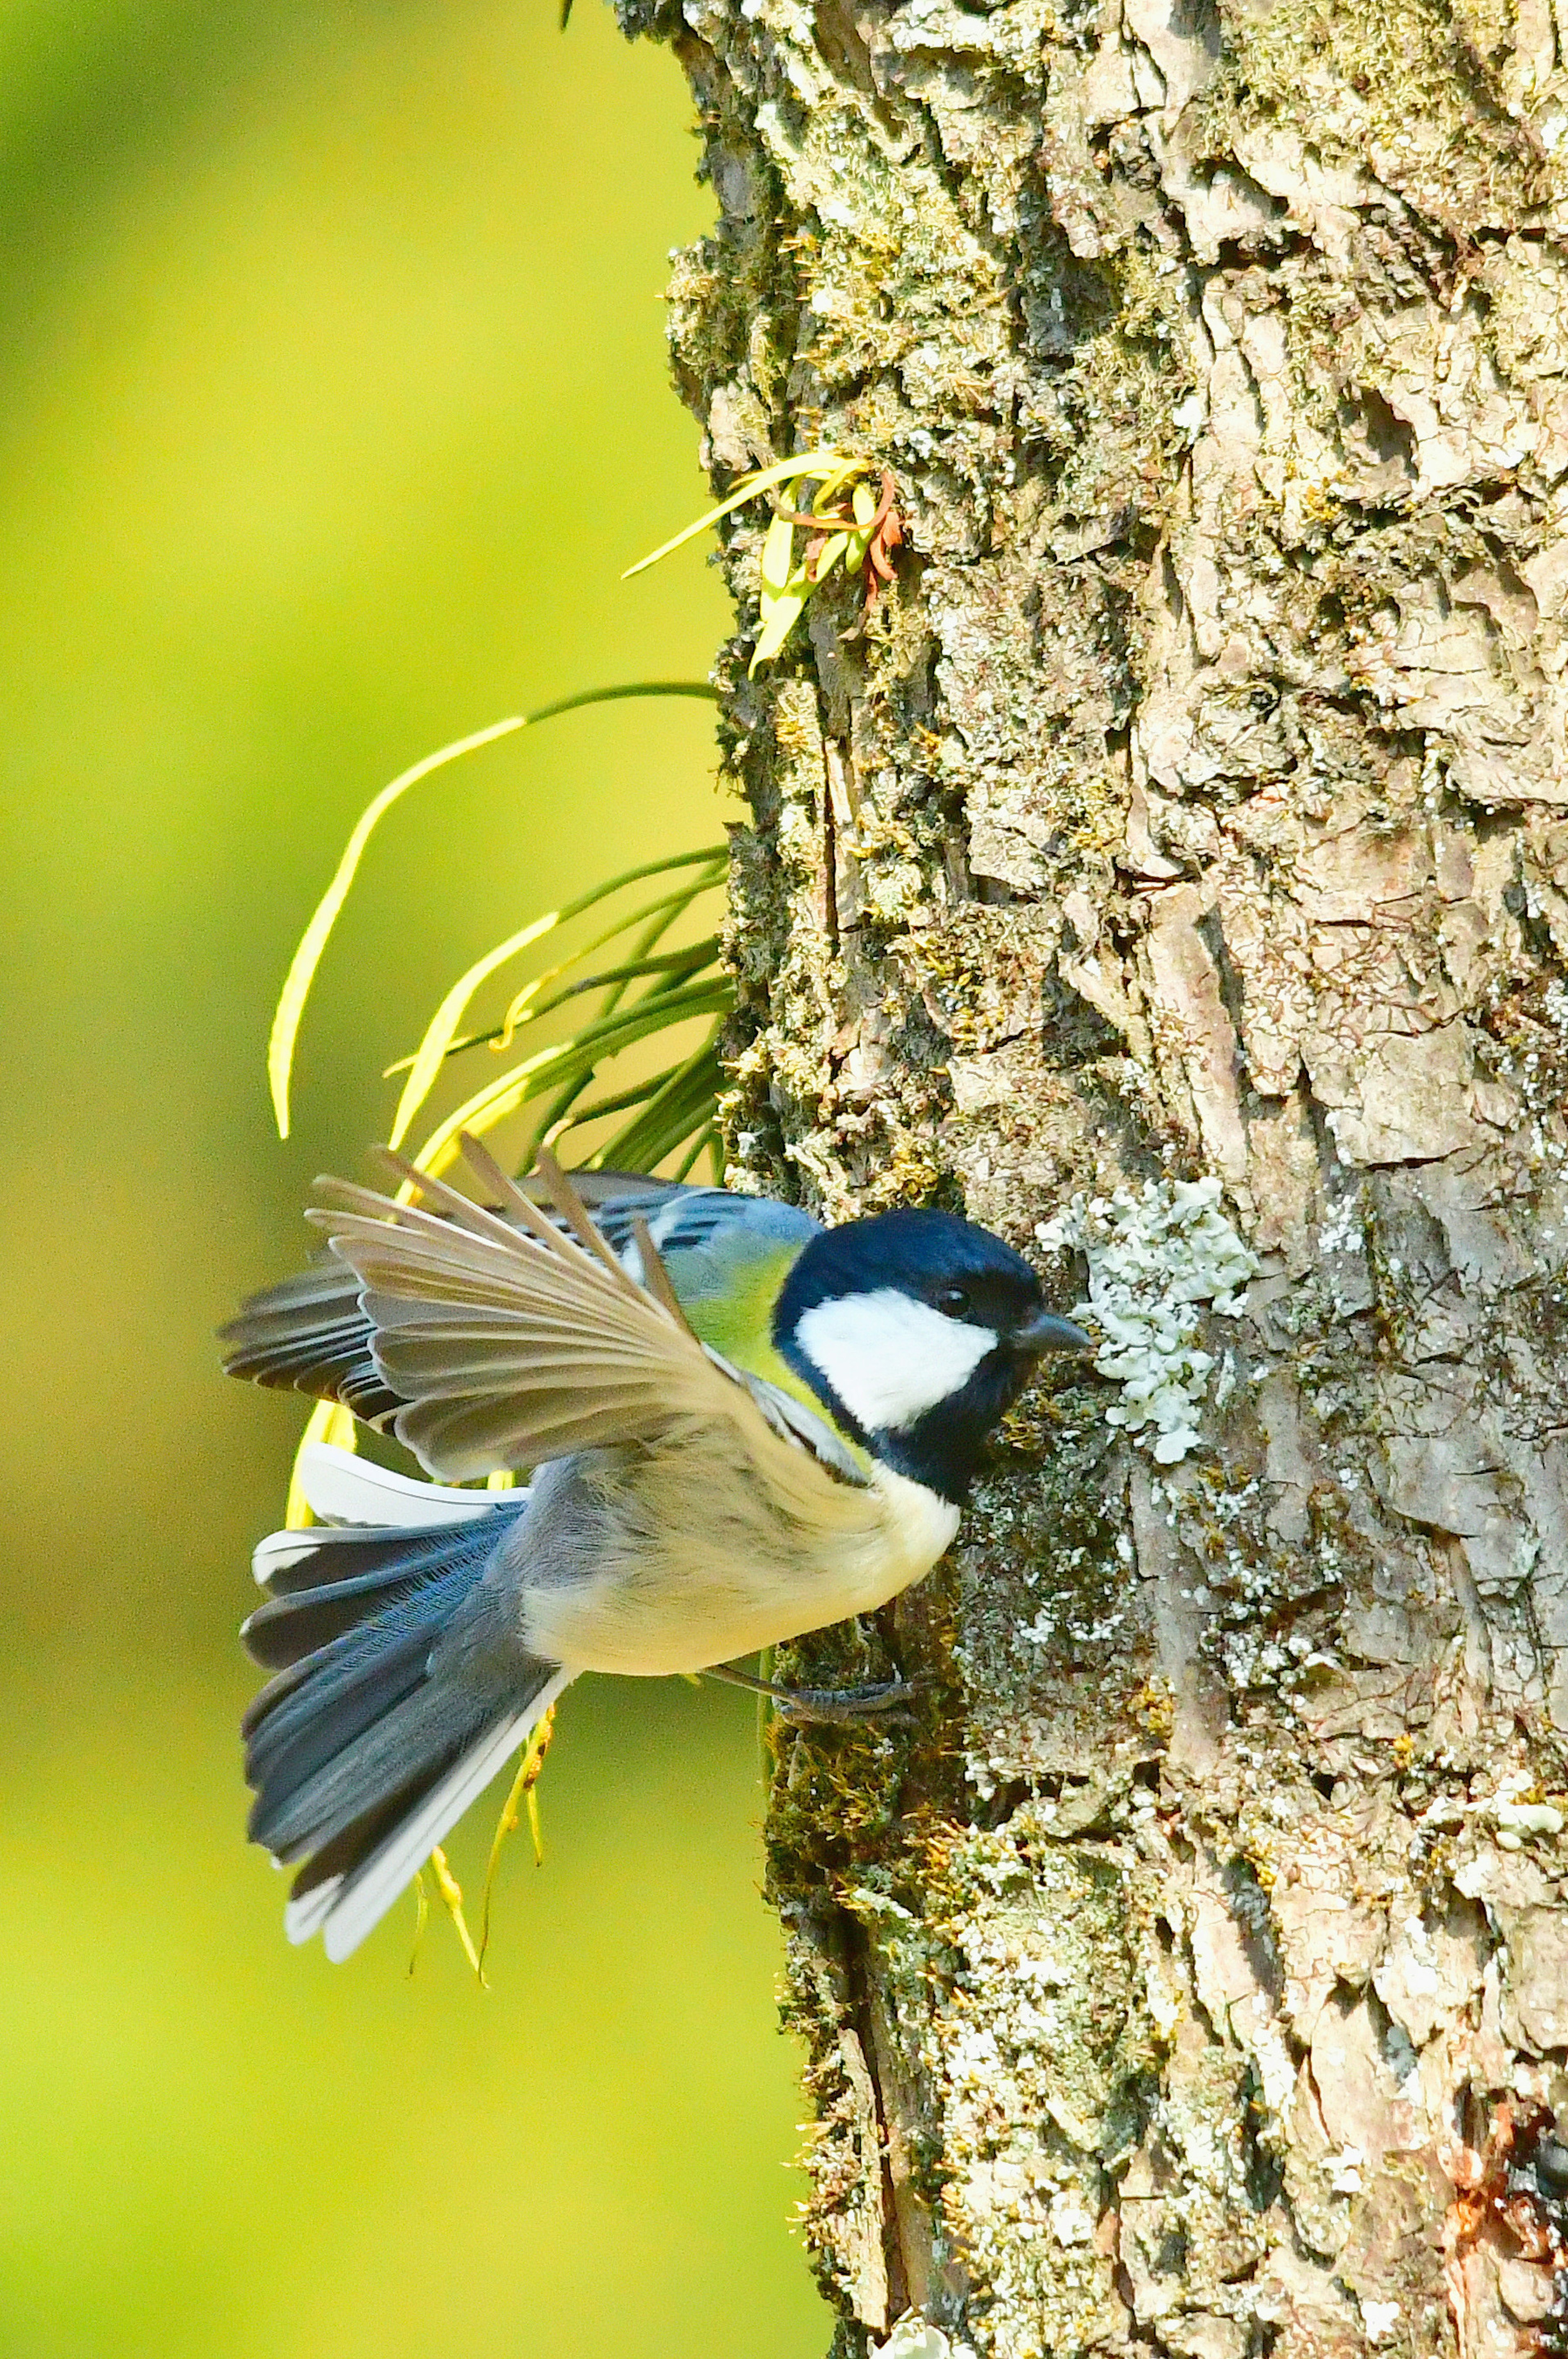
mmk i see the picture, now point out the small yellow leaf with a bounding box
[750,583,811,673]
[852,481,877,526]
[758,511,797,596]
[809,459,866,514]
[749,512,812,676]
[811,530,851,581]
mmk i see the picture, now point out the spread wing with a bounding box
[216,1255,405,1424]
[306,1144,869,1527]
[218,1172,820,1427]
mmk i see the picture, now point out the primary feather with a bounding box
[218,1171,819,1431]
[306,1157,864,1521]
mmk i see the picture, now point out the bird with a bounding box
[219,1138,1089,1961]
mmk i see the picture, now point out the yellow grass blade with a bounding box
[380,861,723,1082]
[495,872,720,1050]
[621,449,849,578]
[268,716,530,1138]
[388,912,561,1149]
[267,683,718,1137]
[394,966,729,1188]
[397,1038,574,1190]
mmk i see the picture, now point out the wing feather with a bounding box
[305,1152,868,1521]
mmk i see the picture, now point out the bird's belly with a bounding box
[521,1459,960,1678]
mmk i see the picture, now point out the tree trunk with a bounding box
[615,0,1568,2350]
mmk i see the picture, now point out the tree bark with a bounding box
[614,0,1568,2350]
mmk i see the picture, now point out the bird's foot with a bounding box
[705,1661,923,1726]
[773,1677,922,1728]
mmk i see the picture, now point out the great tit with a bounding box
[220,1141,1089,1961]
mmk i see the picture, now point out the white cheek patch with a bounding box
[795,1289,998,1433]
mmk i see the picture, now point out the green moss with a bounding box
[1205,0,1549,234]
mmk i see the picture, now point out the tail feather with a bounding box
[245,1521,508,1828]
[254,1523,474,1600]
[300,1682,572,1964]
[245,1519,502,1660]
[289,1442,505,1533]
[283,1775,438,1938]
[241,1489,567,1958]
[283,1871,343,1946]
[256,1665,486,1862]
[245,1562,453,1670]
[246,1617,452,1848]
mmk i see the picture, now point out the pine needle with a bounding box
[429,1844,484,1982]
[479,1706,557,1969]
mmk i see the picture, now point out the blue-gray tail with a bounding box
[241,1446,570,1962]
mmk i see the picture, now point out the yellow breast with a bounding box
[521,1444,960,1678]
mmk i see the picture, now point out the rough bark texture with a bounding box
[613,0,1568,2350]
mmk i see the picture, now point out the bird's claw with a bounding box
[704,1659,926,1726]
[770,1676,925,1728]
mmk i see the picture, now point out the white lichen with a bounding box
[1483,1768,1566,1846]
[872,2320,969,2359]
[1036,1177,1259,1464]
[1318,1189,1366,1259]
[1049,2190,1095,2245]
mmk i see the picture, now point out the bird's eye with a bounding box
[935,1284,971,1318]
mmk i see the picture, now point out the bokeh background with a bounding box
[0,4,833,2352]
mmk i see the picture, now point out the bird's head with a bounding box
[773,1209,1090,1503]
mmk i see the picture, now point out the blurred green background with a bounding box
[0,4,832,2353]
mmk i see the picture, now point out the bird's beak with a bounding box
[1016,1309,1094,1355]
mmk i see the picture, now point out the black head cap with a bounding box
[773,1208,1089,1502]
